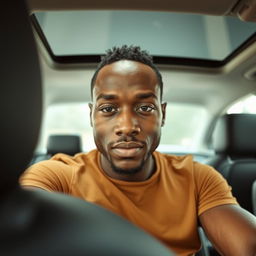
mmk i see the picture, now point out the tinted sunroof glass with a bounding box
[35,11,255,60]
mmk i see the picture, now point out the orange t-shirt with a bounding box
[20,150,237,255]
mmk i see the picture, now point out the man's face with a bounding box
[90,60,166,181]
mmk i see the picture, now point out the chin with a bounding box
[111,160,145,175]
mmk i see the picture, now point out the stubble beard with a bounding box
[109,157,147,175]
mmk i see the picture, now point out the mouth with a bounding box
[111,142,144,158]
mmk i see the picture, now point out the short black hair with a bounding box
[90,45,163,100]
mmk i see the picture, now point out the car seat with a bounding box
[208,114,256,213]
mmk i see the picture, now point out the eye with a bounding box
[137,105,155,113]
[99,105,117,114]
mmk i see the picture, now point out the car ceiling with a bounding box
[26,0,256,134]
[27,0,254,17]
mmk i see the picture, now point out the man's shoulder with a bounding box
[154,151,214,176]
[154,151,194,166]
[20,149,100,190]
[50,149,99,166]
[24,149,99,175]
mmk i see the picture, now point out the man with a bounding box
[20,45,256,256]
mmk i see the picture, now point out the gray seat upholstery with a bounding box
[208,114,256,213]
[0,1,174,255]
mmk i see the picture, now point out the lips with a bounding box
[111,142,144,158]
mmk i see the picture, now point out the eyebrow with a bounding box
[135,92,157,100]
[96,92,157,101]
[96,94,118,101]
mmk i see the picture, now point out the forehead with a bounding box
[93,60,160,98]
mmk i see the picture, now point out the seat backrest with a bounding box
[209,114,256,213]
[0,1,173,255]
[227,159,256,212]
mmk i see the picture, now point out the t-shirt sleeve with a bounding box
[194,162,238,216]
[19,159,74,193]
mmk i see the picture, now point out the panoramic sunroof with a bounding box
[34,10,255,63]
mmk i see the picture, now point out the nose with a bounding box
[114,109,141,137]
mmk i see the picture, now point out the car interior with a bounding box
[2,0,256,255]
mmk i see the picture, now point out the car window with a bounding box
[227,94,256,114]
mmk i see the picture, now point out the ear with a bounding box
[161,102,167,127]
[89,103,93,127]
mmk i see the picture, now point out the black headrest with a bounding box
[47,135,82,156]
[212,114,256,157]
[0,0,42,193]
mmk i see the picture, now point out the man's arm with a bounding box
[199,204,256,256]
[19,159,73,193]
